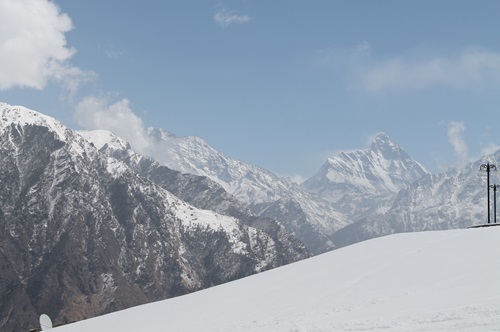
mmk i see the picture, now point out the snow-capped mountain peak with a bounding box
[300,133,430,224]
[77,129,131,151]
[306,132,429,195]
[146,127,176,141]
[370,132,404,156]
[0,102,100,161]
[0,102,70,142]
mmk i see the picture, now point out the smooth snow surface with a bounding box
[58,228,500,331]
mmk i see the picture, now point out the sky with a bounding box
[1,0,500,180]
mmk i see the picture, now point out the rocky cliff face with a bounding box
[0,103,309,331]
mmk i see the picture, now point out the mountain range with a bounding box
[0,103,309,331]
[144,127,495,250]
[0,101,497,330]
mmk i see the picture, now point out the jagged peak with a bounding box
[308,131,429,195]
[326,133,403,163]
[370,132,401,153]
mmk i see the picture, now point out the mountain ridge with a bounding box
[140,124,498,252]
[140,127,433,253]
[0,102,309,331]
[143,127,347,254]
[80,129,311,266]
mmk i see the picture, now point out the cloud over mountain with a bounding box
[75,96,152,155]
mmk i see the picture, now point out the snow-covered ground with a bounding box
[56,228,500,331]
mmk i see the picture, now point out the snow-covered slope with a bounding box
[56,227,500,332]
[146,127,307,204]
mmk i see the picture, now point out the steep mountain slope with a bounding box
[79,130,310,266]
[0,103,307,331]
[302,132,430,220]
[57,228,500,332]
[145,128,347,254]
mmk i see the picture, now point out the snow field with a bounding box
[56,228,500,331]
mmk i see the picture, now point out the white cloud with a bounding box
[102,44,125,59]
[358,48,500,94]
[0,0,94,95]
[75,96,152,155]
[214,4,252,28]
[447,121,469,166]
[281,174,307,185]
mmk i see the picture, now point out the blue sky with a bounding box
[1,0,500,180]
